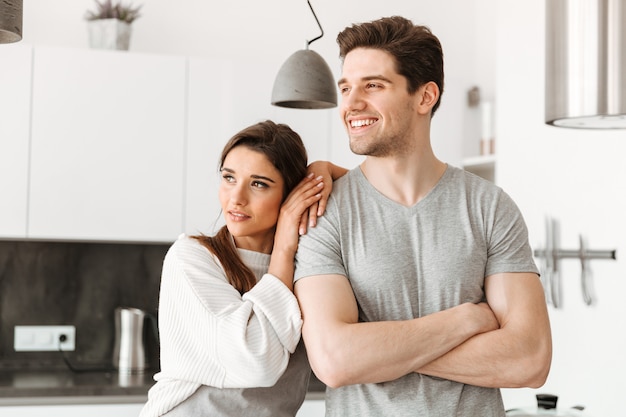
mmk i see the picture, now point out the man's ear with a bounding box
[416,81,440,115]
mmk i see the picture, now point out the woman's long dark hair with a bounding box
[193,120,308,294]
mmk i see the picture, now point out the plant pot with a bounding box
[87,18,132,51]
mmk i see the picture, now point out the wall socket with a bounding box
[14,325,76,352]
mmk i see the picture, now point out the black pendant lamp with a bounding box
[0,0,23,44]
[271,1,337,109]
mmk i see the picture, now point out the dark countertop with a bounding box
[0,369,326,406]
[0,369,155,405]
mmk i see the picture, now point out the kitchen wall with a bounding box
[494,1,626,415]
[12,0,625,414]
[20,0,497,170]
[0,240,167,371]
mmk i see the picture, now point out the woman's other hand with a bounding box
[302,161,349,233]
[268,174,324,289]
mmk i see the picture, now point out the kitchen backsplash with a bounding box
[0,240,170,371]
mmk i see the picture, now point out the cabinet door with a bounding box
[28,47,186,242]
[296,399,325,417]
[184,57,234,236]
[0,45,31,238]
[0,403,144,417]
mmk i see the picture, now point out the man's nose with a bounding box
[342,89,366,112]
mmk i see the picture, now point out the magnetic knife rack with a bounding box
[533,217,616,308]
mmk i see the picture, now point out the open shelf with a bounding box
[462,154,496,182]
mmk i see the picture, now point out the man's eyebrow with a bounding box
[337,75,393,87]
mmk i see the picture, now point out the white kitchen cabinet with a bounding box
[296,399,325,417]
[0,402,144,417]
[28,47,186,242]
[0,44,32,238]
[0,399,322,417]
[183,57,234,236]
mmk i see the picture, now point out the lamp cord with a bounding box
[306,0,324,46]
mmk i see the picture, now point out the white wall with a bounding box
[495,1,626,416]
[21,0,495,170]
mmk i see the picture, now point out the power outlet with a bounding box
[14,325,76,352]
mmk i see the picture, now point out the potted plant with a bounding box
[85,0,142,51]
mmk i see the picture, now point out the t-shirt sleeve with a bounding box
[294,198,346,282]
[485,190,539,277]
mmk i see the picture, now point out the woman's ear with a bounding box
[416,81,440,115]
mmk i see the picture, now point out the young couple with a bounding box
[141,16,551,417]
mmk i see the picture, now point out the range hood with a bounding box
[545,0,626,129]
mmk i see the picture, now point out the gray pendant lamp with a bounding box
[0,0,23,44]
[545,0,626,129]
[271,1,337,109]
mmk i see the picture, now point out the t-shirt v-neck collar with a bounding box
[354,164,451,211]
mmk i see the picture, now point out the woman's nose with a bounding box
[229,184,247,205]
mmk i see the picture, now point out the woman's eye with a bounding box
[222,174,235,183]
[252,180,268,189]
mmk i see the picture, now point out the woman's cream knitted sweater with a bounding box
[139,234,303,417]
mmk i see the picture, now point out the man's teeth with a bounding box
[351,119,375,128]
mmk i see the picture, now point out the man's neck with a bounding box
[360,151,447,207]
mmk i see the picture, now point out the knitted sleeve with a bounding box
[157,235,302,388]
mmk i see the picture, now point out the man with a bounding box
[293,16,552,416]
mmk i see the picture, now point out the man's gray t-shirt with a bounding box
[294,165,539,417]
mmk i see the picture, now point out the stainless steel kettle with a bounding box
[112,307,157,374]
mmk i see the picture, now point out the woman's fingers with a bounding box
[299,211,309,236]
[281,175,324,235]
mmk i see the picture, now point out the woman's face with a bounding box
[219,146,285,253]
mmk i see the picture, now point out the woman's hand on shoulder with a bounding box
[269,174,324,289]
[275,174,324,254]
[304,161,349,231]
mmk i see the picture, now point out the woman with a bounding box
[140,120,346,417]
